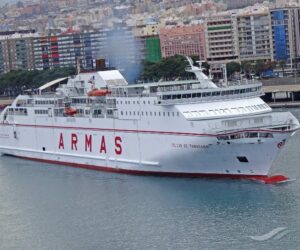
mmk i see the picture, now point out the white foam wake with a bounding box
[249,227,288,241]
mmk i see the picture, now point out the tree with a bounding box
[226,62,241,78]
[0,67,75,96]
[142,55,193,80]
[278,60,286,76]
[241,61,253,74]
[264,61,277,71]
[254,60,265,76]
[202,61,210,76]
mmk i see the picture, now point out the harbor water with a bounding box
[1,109,300,250]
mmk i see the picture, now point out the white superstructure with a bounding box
[0,58,299,178]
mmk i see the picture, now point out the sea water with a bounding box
[1,109,300,250]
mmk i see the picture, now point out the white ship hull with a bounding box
[0,117,295,178]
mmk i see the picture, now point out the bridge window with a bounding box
[259,133,273,138]
[212,91,220,96]
[237,156,248,163]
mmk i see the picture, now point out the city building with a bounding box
[224,0,265,10]
[145,36,162,63]
[33,29,102,70]
[270,7,300,69]
[159,25,206,60]
[0,30,37,74]
[237,9,273,62]
[205,13,239,76]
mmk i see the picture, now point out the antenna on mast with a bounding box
[185,56,218,89]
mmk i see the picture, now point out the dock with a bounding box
[0,98,13,106]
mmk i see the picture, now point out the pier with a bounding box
[262,84,300,108]
[0,97,13,106]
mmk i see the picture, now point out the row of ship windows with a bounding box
[35,100,58,105]
[35,109,49,115]
[117,100,154,105]
[183,104,269,117]
[217,132,274,141]
[120,111,180,117]
[7,108,28,116]
[161,87,260,100]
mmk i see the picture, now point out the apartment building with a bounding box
[159,25,206,60]
[237,9,273,62]
[270,7,300,68]
[205,13,239,75]
[33,29,102,70]
[0,30,36,74]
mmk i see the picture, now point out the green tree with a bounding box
[278,60,286,76]
[254,60,265,76]
[0,67,75,96]
[226,61,241,77]
[142,55,194,80]
[241,61,253,74]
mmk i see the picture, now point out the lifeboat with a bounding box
[64,107,77,116]
[88,88,111,97]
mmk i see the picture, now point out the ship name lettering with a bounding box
[172,143,209,149]
[58,132,64,149]
[85,134,92,152]
[115,136,122,155]
[58,133,122,155]
[71,133,78,150]
[100,135,107,153]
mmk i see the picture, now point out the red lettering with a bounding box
[58,133,64,149]
[115,136,122,155]
[100,136,107,153]
[71,133,78,151]
[85,134,92,152]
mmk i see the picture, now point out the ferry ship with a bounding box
[0,58,299,180]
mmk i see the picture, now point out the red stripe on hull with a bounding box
[14,155,268,180]
[0,123,296,137]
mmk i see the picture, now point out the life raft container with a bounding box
[88,88,111,97]
[64,107,77,116]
